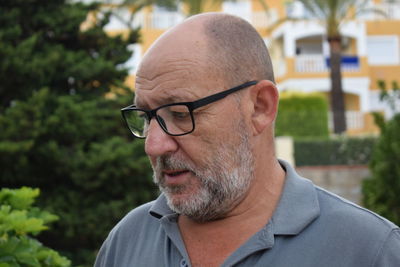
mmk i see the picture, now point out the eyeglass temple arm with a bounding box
[189,81,258,110]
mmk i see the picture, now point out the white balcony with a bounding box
[295,55,327,72]
[295,55,360,73]
[328,111,365,130]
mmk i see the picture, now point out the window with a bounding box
[124,44,142,74]
[152,4,183,29]
[367,36,399,65]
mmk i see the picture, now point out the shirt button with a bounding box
[180,258,188,267]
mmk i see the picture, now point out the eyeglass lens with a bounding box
[125,105,194,137]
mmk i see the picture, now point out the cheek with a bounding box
[178,106,243,164]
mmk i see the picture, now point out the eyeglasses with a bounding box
[121,80,258,138]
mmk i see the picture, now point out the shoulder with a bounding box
[316,186,398,232]
[314,186,400,256]
[308,186,400,265]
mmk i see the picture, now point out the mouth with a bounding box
[163,169,190,177]
[162,169,191,185]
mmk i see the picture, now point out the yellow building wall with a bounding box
[369,65,400,90]
[366,20,400,35]
[252,0,286,18]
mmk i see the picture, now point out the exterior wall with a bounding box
[296,165,370,205]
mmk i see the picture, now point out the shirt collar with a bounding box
[272,159,320,235]
[149,194,173,219]
[149,160,320,236]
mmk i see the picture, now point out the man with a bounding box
[95,13,400,267]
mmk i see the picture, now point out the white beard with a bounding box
[152,119,254,222]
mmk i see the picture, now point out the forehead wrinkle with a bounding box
[135,56,209,108]
[137,58,202,86]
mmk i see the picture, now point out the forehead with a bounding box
[134,53,221,108]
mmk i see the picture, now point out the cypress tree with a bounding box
[0,1,157,265]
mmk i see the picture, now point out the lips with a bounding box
[163,169,190,177]
[162,169,191,185]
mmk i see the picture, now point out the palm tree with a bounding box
[101,0,176,28]
[292,0,386,134]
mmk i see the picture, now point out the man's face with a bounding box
[136,73,255,221]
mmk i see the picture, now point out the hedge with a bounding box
[294,137,377,166]
[276,92,329,138]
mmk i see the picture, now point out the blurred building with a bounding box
[94,0,400,135]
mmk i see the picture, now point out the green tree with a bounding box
[0,0,138,106]
[363,81,400,225]
[0,88,157,266]
[0,187,71,267]
[0,1,157,266]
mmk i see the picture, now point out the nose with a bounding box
[145,118,178,158]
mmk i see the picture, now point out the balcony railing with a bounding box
[295,55,360,73]
[328,111,365,130]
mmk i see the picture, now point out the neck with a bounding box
[179,151,286,231]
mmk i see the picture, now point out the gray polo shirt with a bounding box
[95,161,400,266]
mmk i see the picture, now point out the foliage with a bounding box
[0,187,71,267]
[0,89,157,265]
[376,80,400,116]
[363,81,400,226]
[362,114,400,225]
[275,92,329,138]
[294,136,376,166]
[0,0,139,107]
[288,0,372,35]
[0,1,157,266]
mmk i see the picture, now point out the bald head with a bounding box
[202,13,275,86]
[137,13,274,91]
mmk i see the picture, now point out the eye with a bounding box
[171,111,190,119]
[166,105,191,120]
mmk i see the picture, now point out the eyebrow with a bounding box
[135,92,198,109]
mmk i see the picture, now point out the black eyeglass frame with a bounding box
[121,80,258,138]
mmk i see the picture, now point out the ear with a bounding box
[248,80,279,135]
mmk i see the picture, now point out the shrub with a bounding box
[362,80,400,226]
[294,137,377,166]
[0,89,157,265]
[0,187,71,267]
[276,92,329,138]
[363,113,400,226]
